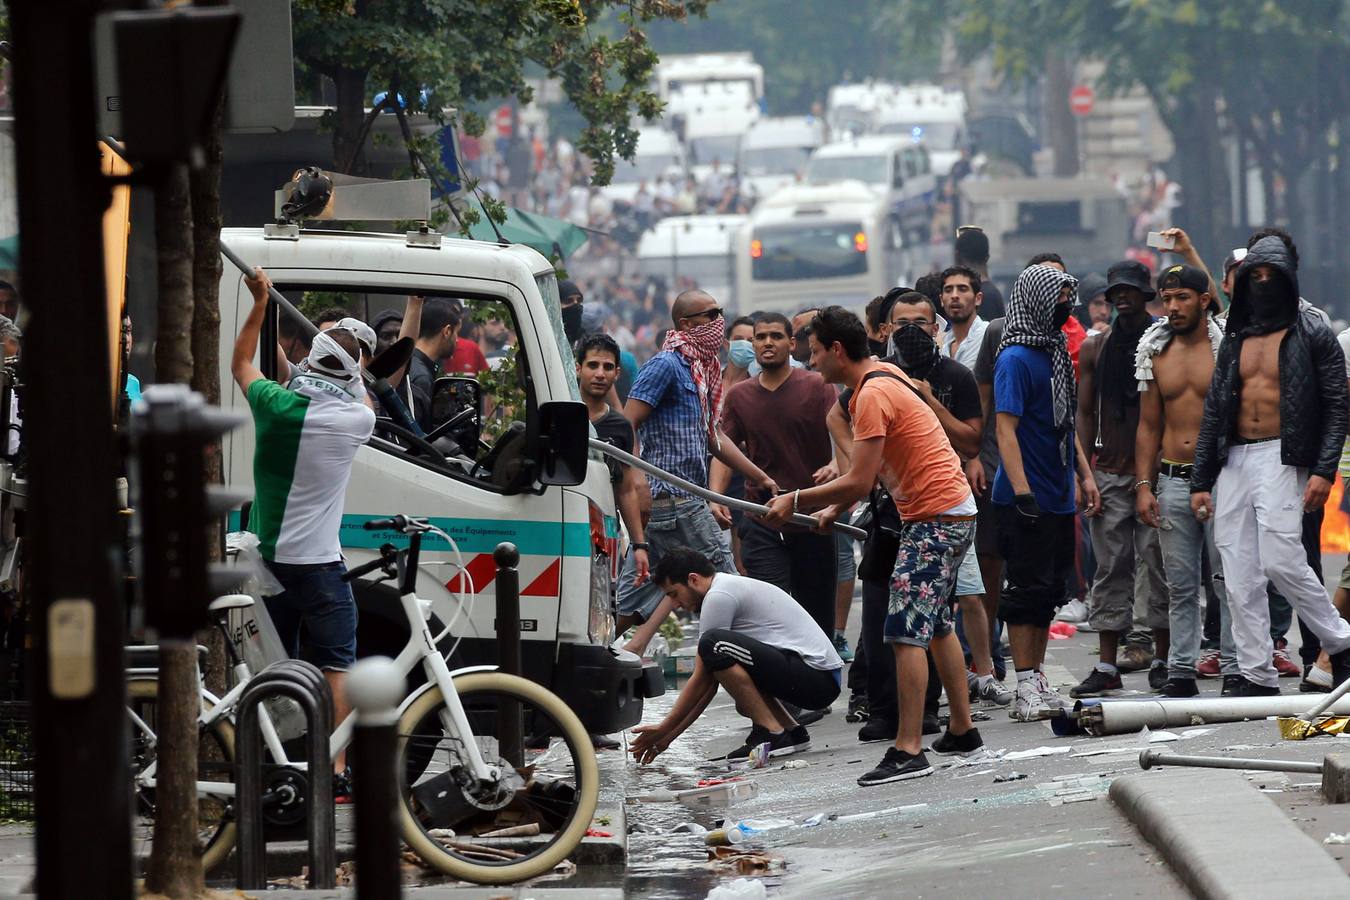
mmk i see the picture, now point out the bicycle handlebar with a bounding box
[341,543,398,582]
[362,516,406,532]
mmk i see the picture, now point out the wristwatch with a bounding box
[631,541,649,551]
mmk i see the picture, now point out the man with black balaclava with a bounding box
[1192,235,1350,693]
[559,279,586,346]
[1071,261,1169,698]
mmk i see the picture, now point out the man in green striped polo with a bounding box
[231,267,375,794]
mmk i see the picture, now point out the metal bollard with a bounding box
[347,657,404,900]
[236,660,335,889]
[1139,748,1324,775]
[494,542,523,767]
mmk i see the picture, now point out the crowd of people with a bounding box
[597,221,1350,788]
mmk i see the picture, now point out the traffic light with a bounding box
[130,384,247,637]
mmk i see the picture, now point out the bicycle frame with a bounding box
[130,528,500,799]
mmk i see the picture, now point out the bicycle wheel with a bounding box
[126,678,238,873]
[396,671,599,884]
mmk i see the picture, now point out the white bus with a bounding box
[733,181,906,316]
[637,213,746,306]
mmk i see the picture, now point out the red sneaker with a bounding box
[1273,640,1301,678]
[1196,649,1220,679]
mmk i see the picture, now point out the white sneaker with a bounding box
[1054,598,1088,623]
[978,677,1014,706]
[1035,671,1069,710]
[1010,680,1048,721]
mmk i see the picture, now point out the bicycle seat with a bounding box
[208,594,255,612]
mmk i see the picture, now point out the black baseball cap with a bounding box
[1157,264,1209,294]
[1105,260,1156,299]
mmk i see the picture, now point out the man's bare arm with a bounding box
[233,269,273,394]
[1076,335,1101,459]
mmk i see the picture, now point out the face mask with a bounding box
[1248,278,1289,325]
[891,322,938,377]
[728,339,755,368]
[868,337,889,358]
[562,303,584,344]
[1052,302,1072,329]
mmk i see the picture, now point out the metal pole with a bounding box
[1077,692,1350,737]
[1139,748,1323,776]
[1300,669,1350,722]
[347,657,404,900]
[588,438,867,540]
[11,2,132,896]
[494,542,523,768]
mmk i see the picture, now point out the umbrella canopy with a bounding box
[465,207,589,259]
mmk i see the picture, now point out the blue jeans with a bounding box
[264,560,358,672]
[1157,473,1234,679]
[616,498,734,623]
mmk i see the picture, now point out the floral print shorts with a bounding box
[884,519,975,648]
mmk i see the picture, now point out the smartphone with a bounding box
[1146,231,1176,251]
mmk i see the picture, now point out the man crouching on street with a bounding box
[630,547,843,764]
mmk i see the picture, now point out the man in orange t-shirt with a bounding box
[765,307,981,787]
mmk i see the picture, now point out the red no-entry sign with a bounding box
[1070,85,1095,117]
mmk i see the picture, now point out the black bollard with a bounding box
[346,657,404,900]
[494,542,523,767]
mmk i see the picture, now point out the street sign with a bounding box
[1070,85,1095,117]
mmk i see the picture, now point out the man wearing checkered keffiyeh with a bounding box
[998,264,1080,463]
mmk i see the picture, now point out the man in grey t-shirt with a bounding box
[630,547,843,765]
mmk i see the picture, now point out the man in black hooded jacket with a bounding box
[1191,235,1350,693]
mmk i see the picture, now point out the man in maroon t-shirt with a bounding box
[710,312,839,638]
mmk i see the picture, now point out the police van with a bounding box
[217,223,660,734]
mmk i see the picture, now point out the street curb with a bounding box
[1110,770,1348,898]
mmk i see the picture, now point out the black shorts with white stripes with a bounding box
[697,628,841,711]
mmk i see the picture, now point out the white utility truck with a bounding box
[218,220,661,735]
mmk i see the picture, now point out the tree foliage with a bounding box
[292,0,711,186]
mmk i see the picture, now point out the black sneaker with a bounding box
[334,767,353,804]
[1070,668,1123,698]
[1158,678,1199,698]
[1147,662,1169,691]
[1234,678,1280,697]
[930,727,983,756]
[845,692,870,723]
[795,707,829,727]
[857,747,934,786]
[726,726,800,760]
[1221,674,1244,696]
[922,712,941,735]
[788,725,811,753]
[858,718,897,744]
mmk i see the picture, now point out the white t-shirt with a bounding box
[698,573,843,672]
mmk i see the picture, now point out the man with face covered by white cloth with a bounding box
[232,268,376,794]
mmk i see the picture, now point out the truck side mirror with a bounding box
[536,401,589,486]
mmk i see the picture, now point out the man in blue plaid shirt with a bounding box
[618,290,778,655]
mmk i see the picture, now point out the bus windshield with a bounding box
[806,155,888,186]
[751,222,868,281]
[689,135,742,165]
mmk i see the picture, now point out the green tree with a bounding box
[292,0,711,188]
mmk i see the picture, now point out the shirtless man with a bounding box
[1191,236,1350,693]
[1135,265,1230,697]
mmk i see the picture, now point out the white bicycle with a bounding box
[125,515,599,884]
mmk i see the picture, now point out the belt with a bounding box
[1160,461,1194,480]
[905,514,977,524]
[650,494,683,507]
[1233,434,1279,446]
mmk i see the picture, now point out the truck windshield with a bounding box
[807,155,887,186]
[611,153,679,184]
[751,222,868,281]
[536,273,581,401]
[741,146,811,176]
[877,121,960,149]
[689,135,742,165]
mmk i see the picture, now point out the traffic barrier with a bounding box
[347,657,403,900]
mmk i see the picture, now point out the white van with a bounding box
[805,135,938,249]
[600,126,685,204]
[636,214,747,308]
[734,181,907,315]
[738,116,825,202]
[218,226,660,733]
[873,84,967,177]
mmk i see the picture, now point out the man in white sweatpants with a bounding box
[1191,235,1350,693]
